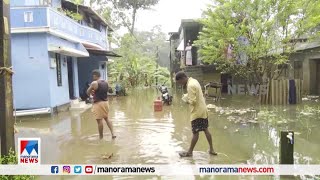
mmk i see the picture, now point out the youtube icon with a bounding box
[85,166,93,174]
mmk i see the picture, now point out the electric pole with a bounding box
[0,0,15,156]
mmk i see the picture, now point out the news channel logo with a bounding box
[18,138,41,165]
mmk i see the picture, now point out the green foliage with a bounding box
[64,9,83,21]
[115,0,160,10]
[109,28,170,88]
[0,150,35,180]
[196,0,320,83]
[70,0,84,5]
[113,0,160,33]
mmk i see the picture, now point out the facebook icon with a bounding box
[51,166,59,174]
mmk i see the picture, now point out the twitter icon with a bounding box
[74,166,82,174]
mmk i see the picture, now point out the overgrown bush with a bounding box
[0,149,35,180]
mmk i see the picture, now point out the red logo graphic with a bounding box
[18,138,41,164]
[85,166,93,174]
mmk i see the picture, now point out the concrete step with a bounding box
[70,99,80,106]
[70,100,86,109]
[70,101,92,111]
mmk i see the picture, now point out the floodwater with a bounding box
[14,88,320,180]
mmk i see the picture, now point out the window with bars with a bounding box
[277,64,289,77]
[39,0,52,5]
[25,0,52,6]
[294,61,303,79]
[24,11,33,23]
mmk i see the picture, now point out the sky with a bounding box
[133,0,212,34]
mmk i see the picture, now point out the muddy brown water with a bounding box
[14,88,320,180]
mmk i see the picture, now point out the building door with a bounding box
[99,62,107,80]
[317,62,320,95]
[221,74,231,93]
[310,59,320,95]
[67,57,75,99]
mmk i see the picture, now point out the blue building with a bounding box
[10,0,119,112]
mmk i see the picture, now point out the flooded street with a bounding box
[14,88,320,180]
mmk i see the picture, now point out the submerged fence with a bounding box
[260,79,302,105]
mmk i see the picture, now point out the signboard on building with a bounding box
[56,54,62,86]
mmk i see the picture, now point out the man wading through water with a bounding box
[175,71,217,157]
[87,70,116,140]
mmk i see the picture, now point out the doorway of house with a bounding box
[317,61,320,95]
[67,57,75,99]
[310,59,320,95]
[99,61,107,80]
[221,74,231,93]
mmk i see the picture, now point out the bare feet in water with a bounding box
[179,152,192,157]
[208,150,218,156]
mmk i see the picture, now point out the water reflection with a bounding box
[13,88,320,180]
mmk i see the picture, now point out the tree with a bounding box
[113,0,160,34]
[196,0,320,84]
[69,0,84,13]
[109,28,170,88]
[134,25,167,56]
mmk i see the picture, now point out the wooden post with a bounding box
[280,131,294,164]
[0,0,15,156]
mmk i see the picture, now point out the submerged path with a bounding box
[14,89,320,180]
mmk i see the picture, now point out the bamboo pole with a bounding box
[284,80,286,105]
[280,80,283,105]
[299,80,301,103]
[273,80,275,105]
[275,80,280,105]
[281,79,286,105]
[284,80,288,105]
[297,79,301,104]
[278,80,281,105]
[287,80,290,104]
[259,84,262,104]
[266,81,270,104]
[295,79,298,104]
[280,79,284,105]
[272,80,275,105]
[276,80,279,105]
